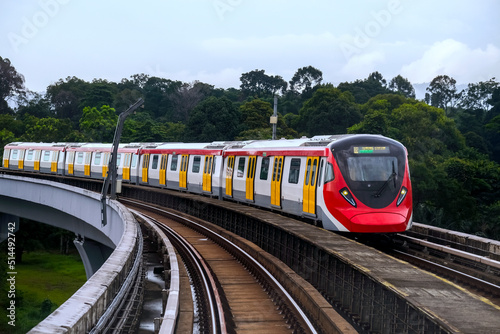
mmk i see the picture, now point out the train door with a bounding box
[159,154,168,186]
[102,153,110,178]
[84,152,92,176]
[225,156,235,197]
[34,150,41,171]
[51,151,59,173]
[179,154,189,188]
[203,155,214,192]
[303,157,319,215]
[67,151,75,175]
[271,156,284,207]
[3,149,9,168]
[142,154,150,183]
[123,154,131,181]
[246,156,256,201]
[131,154,139,183]
[18,150,25,170]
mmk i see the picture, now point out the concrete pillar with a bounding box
[74,236,114,279]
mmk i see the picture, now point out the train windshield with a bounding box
[333,137,406,209]
[347,156,398,182]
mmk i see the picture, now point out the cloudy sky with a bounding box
[1,0,499,95]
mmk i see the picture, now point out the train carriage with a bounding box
[139,142,228,196]
[65,143,141,180]
[223,137,332,221]
[3,134,413,234]
[222,135,412,233]
[3,142,67,174]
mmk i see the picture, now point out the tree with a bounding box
[240,69,287,97]
[184,97,241,142]
[289,66,323,95]
[46,76,89,123]
[388,75,415,99]
[337,72,391,104]
[298,85,361,136]
[142,76,182,120]
[81,79,118,109]
[17,92,53,119]
[22,117,78,142]
[425,75,460,114]
[458,78,498,112]
[240,99,273,130]
[0,57,26,114]
[170,81,214,122]
[79,105,118,142]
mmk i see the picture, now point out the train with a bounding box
[2,134,413,233]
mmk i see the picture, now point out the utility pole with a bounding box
[271,95,278,140]
[101,98,144,226]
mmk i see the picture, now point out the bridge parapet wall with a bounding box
[0,175,138,333]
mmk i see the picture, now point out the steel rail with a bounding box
[122,198,318,334]
[398,234,500,270]
[136,210,225,334]
[392,249,500,296]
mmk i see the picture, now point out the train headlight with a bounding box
[397,187,408,206]
[340,187,357,207]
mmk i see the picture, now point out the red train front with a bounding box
[321,135,413,233]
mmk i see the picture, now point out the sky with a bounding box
[1,0,499,97]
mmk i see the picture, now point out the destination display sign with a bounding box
[353,146,390,154]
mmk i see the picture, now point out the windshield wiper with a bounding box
[373,161,396,198]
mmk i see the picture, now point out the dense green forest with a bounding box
[1,56,500,239]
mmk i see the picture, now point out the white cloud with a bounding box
[201,32,341,60]
[339,51,386,81]
[401,39,500,83]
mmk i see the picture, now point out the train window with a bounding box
[77,152,84,164]
[95,152,101,165]
[318,160,324,186]
[12,150,18,159]
[131,154,138,168]
[152,155,159,169]
[116,153,121,166]
[324,162,335,184]
[67,151,74,163]
[170,155,178,171]
[237,157,245,178]
[288,158,301,184]
[43,151,50,161]
[27,150,34,160]
[192,156,201,173]
[260,157,270,180]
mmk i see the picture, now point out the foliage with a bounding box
[388,75,415,99]
[425,75,460,114]
[0,56,26,114]
[1,57,500,240]
[240,69,288,97]
[79,105,118,142]
[338,71,391,104]
[289,66,323,95]
[298,85,361,136]
[184,96,241,142]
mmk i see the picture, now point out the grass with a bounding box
[0,251,86,333]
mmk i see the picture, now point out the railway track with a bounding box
[387,230,500,306]
[122,198,319,334]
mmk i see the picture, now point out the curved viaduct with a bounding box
[0,174,138,333]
